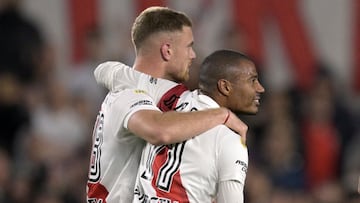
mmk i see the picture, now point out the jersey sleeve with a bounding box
[217,126,248,185]
[94,61,179,105]
[94,61,139,91]
[216,180,244,203]
[110,89,161,130]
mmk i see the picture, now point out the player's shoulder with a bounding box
[214,125,246,147]
[203,125,239,139]
[214,125,237,135]
[111,88,149,96]
[106,88,152,104]
[138,74,178,90]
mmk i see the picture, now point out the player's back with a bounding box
[133,90,248,202]
[87,89,155,202]
[89,62,184,202]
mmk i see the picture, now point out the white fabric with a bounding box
[134,90,248,202]
[94,61,137,91]
[217,180,245,203]
[88,62,180,202]
[93,61,248,202]
[87,89,160,203]
[94,61,178,104]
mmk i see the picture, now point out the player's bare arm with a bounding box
[94,61,248,145]
[128,107,247,145]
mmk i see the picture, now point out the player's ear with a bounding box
[160,43,171,61]
[217,79,232,96]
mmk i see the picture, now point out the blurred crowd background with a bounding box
[0,0,359,202]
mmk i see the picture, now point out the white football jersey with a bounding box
[92,62,248,202]
[94,61,179,105]
[133,90,248,203]
[87,62,180,203]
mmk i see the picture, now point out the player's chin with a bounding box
[248,105,259,114]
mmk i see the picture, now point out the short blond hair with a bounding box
[131,6,192,50]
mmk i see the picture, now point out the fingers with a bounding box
[224,111,248,144]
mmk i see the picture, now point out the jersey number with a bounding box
[141,142,185,192]
[88,112,104,182]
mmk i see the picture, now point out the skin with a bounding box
[202,58,265,116]
[134,26,196,83]
[128,25,248,145]
[164,26,196,83]
[225,60,265,115]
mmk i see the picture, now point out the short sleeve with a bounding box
[94,61,178,105]
[216,180,244,203]
[94,61,138,91]
[217,127,248,185]
[110,89,160,129]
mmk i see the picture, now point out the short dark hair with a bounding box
[131,7,192,50]
[199,50,253,92]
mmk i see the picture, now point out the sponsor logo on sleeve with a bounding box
[235,160,248,172]
[131,100,153,108]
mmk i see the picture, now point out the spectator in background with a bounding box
[244,89,308,203]
[301,82,340,189]
[0,0,45,157]
[67,26,108,118]
[311,180,346,203]
[0,0,45,84]
[9,78,89,203]
[0,149,11,202]
[342,130,360,200]
[244,166,273,203]
[300,67,350,190]
[29,79,88,162]
[0,73,30,157]
[260,118,305,190]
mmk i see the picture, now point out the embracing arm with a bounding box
[128,107,247,145]
[94,61,178,104]
[94,61,139,90]
[96,61,248,144]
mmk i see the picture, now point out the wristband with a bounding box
[223,110,230,124]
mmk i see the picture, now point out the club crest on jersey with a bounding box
[134,89,147,94]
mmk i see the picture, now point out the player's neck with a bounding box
[133,57,165,79]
